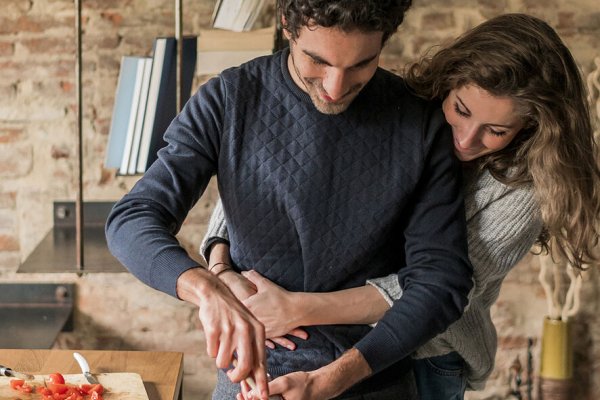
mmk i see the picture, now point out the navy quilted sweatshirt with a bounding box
[106,48,473,391]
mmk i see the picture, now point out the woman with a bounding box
[201,13,600,399]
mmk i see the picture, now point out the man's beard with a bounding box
[290,53,361,115]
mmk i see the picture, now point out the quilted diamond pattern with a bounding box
[214,50,442,377]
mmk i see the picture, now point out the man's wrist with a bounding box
[314,348,372,398]
[176,266,215,305]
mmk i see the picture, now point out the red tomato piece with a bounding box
[48,373,66,385]
[79,384,103,396]
[10,379,34,394]
[90,384,103,395]
[10,379,25,390]
[37,387,53,396]
[48,383,69,395]
[90,391,103,400]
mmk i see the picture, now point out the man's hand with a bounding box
[242,348,372,400]
[176,267,270,400]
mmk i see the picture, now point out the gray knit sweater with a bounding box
[201,167,541,390]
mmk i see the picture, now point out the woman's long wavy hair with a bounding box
[277,0,412,45]
[405,13,600,269]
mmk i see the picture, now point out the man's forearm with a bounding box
[309,348,372,399]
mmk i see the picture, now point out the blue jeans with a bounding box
[413,352,467,400]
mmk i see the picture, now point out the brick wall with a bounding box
[1,1,599,399]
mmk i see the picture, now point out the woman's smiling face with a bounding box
[443,84,525,162]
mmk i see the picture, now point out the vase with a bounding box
[538,317,572,400]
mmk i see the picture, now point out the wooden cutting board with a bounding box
[0,373,149,400]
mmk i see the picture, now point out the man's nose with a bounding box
[322,69,348,101]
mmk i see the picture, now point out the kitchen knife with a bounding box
[73,353,99,384]
[0,365,35,380]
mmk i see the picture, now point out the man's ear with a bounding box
[281,15,292,41]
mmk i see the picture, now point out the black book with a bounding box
[136,36,197,174]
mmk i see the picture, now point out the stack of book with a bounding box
[104,36,197,175]
[212,0,267,32]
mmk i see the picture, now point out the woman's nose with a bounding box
[456,125,480,148]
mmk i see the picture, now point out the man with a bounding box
[105,1,473,399]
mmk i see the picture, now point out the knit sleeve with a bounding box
[354,107,474,374]
[200,198,230,262]
[413,171,542,388]
[464,171,542,287]
[366,274,402,307]
[106,76,226,298]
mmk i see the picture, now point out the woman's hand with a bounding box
[219,269,257,301]
[242,270,308,339]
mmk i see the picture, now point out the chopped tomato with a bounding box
[90,391,103,400]
[37,387,53,396]
[79,384,103,395]
[10,375,105,400]
[10,379,25,390]
[48,373,65,385]
[47,383,69,395]
[9,378,34,393]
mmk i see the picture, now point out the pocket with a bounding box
[423,352,465,377]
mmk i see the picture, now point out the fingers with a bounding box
[228,330,255,382]
[215,330,234,369]
[238,379,251,400]
[269,336,297,350]
[242,270,267,288]
[252,347,269,400]
[288,328,309,340]
[204,324,220,359]
[226,321,269,399]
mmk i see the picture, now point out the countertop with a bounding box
[0,349,183,400]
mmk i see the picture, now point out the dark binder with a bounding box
[136,36,197,173]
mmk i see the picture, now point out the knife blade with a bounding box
[73,353,99,384]
[0,365,35,380]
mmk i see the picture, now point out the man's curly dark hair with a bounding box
[278,0,412,44]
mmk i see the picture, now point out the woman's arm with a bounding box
[241,269,389,336]
[201,201,397,333]
[207,241,392,337]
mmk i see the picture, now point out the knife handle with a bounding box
[0,365,35,380]
[0,365,10,377]
[73,352,90,373]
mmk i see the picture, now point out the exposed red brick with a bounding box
[22,37,76,55]
[0,59,73,80]
[498,335,532,350]
[0,127,24,144]
[0,15,57,35]
[0,234,19,252]
[100,11,123,27]
[0,144,32,177]
[85,34,120,50]
[60,80,74,93]
[85,0,134,9]
[51,145,70,159]
[0,192,17,209]
[0,41,14,57]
